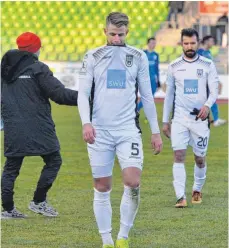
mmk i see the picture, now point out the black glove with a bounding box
[190,108,200,121]
[190,108,208,121]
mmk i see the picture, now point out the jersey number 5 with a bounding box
[131,143,139,156]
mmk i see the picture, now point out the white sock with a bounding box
[117,185,140,240]
[173,163,186,200]
[93,188,114,245]
[193,163,207,192]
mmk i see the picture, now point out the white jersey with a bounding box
[163,54,219,123]
[78,44,160,134]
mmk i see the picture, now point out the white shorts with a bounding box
[171,119,210,157]
[87,128,143,178]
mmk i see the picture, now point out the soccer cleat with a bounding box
[103,245,114,248]
[29,201,58,217]
[192,191,202,204]
[116,238,129,248]
[213,119,226,127]
[175,198,187,208]
[1,208,27,219]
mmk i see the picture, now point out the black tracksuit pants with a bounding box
[1,151,62,211]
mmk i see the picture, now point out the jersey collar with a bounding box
[182,54,199,63]
[106,43,127,47]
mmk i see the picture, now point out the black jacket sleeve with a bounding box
[34,63,78,106]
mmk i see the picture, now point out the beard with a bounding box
[184,49,197,58]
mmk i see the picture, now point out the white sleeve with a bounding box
[204,62,219,108]
[162,65,175,123]
[78,52,94,125]
[138,52,160,134]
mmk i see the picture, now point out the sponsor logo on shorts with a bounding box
[129,155,141,159]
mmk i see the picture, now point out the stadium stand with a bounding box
[1,1,220,63]
[1,1,167,61]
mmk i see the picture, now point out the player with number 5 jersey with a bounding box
[78,12,162,248]
[162,29,219,208]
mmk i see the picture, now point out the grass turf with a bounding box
[1,102,228,248]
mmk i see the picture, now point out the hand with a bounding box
[162,123,171,139]
[197,106,210,120]
[151,133,163,155]
[83,123,96,144]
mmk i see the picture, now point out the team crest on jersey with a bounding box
[125,55,133,67]
[197,69,203,78]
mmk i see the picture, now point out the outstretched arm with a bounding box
[35,64,78,106]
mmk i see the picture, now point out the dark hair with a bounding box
[106,12,129,27]
[202,35,214,44]
[181,28,199,41]
[147,37,156,44]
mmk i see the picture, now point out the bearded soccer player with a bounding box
[162,29,219,208]
[78,12,162,248]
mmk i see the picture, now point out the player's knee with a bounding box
[94,177,112,192]
[174,150,186,163]
[122,167,141,188]
[195,156,205,168]
[124,179,140,188]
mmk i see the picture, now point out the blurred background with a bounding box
[1,1,228,96]
[1,3,228,247]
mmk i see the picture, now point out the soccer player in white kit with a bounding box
[78,12,163,248]
[162,29,219,208]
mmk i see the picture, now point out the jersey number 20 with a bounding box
[197,137,208,148]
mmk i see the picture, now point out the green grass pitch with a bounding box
[1,102,228,248]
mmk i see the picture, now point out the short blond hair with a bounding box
[106,12,129,27]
